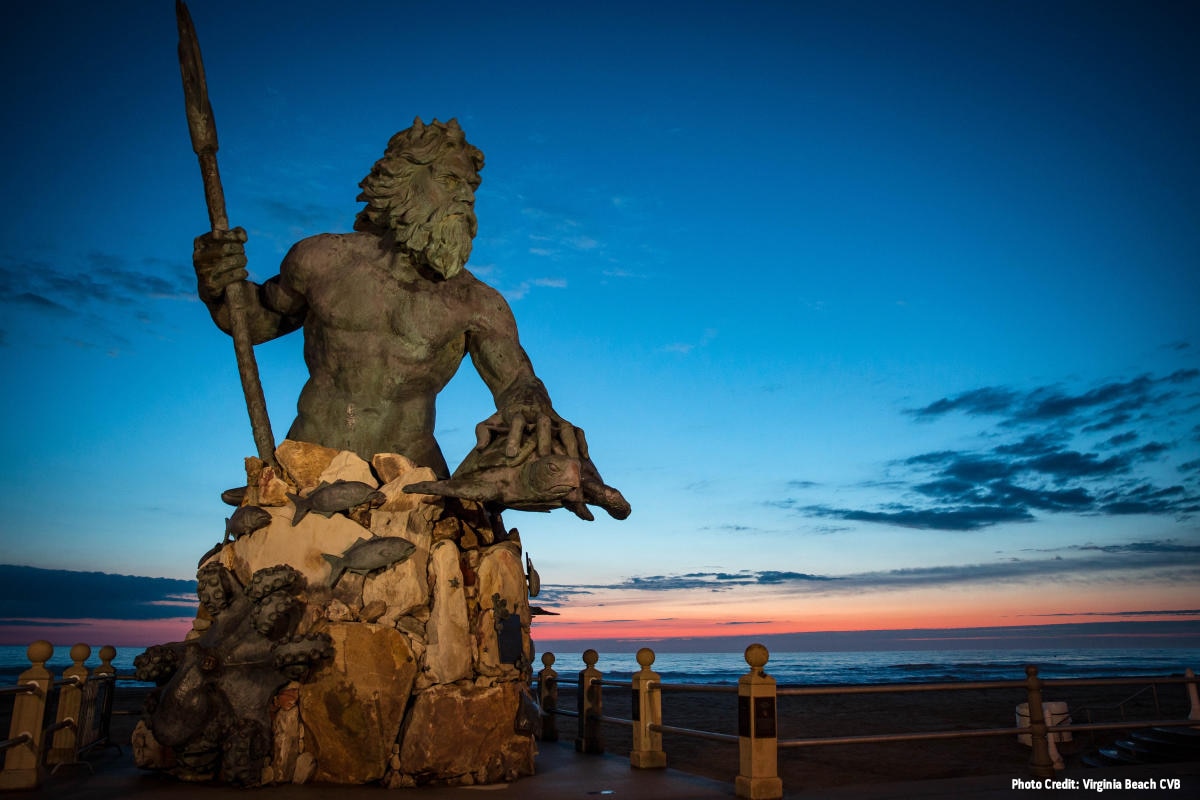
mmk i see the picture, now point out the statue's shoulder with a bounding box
[287,232,373,260]
[282,233,377,281]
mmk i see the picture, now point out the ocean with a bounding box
[2,644,1197,688]
[535,647,1200,686]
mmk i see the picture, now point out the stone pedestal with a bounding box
[134,442,537,787]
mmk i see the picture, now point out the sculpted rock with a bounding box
[379,466,440,512]
[299,623,417,784]
[131,720,174,770]
[371,452,419,484]
[394,681,534,785]
[219,508,367,587]
[476,543,530,676]
[245,459,292,507]
[318,450,377,487]
[423,540,471,685]
[269,685,302,783]
[275,439,339,492]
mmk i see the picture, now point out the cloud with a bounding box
[258,197,343,232]
[910,371,1198,428]
[0,565,196,621]
[0,251,196,348]
[558,538,1200,598]
[804,502,1034,531]
[795,370,1200,531]
[1026,608,1200,618]
[498,276,569,301]
[660,328,717,355]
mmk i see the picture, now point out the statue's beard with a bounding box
[394,202,476,279]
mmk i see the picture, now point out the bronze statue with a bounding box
[194,118,628,521]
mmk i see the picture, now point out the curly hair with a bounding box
[354,117,484,238]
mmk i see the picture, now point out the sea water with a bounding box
[536,648,1200,686]
[2,644,1197,687]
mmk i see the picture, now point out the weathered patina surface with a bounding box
[195,118,627,520]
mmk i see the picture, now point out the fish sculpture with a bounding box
[225,505,273,541]
[323,536,417,585]
[288,480,386,527]
[404,454,584,514]
[526,553,541,598]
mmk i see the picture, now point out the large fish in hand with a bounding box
[404,454,583,513]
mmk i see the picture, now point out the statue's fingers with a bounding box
[536,415,553,457]
[559,424,579,459]
[505,412,527,458]
[474,418,496,451]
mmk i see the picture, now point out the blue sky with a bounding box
[1,1,1198,646]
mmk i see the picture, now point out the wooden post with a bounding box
[48,643,91,765]
[1186,668,1199,722]
[630,647,666,768]
[736,643,782,800]
[0,641,54,790]
[575,649,604,754]
[1025,665,1055,778]
[79,645,119,755]
[537,652,559,742]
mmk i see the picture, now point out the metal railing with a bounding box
[536,644,1200,800]
[1,642,127,791]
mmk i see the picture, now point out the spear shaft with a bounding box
[176,1,277,467]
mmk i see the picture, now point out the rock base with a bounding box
[134,441,537,786]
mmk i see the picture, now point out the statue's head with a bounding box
[354,117,485,279]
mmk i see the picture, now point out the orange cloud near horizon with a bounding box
[533,580,1200,641]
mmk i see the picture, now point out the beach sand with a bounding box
[7,678,1193,792]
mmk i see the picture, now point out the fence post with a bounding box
[1024,665,1055,777]
[575,648,604,754]
[1186,668,1199,722]
[736,643,782,800]
[0,641,54,790]
[630,647,666,768]
[48,643,91,765]
[537,652,559,742]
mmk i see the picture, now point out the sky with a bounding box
[1,0,1198,652]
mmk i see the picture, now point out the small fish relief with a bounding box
[323,536,417,586]
[287,480,386,526]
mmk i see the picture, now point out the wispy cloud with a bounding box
[499,276,569,301]
[0,252,196,348]
[660,328,717,355]
[547,538,1200,599]
[785,369,1200,531]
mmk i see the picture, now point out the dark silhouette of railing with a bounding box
[537,644,1200,800]
[1,642,126,790]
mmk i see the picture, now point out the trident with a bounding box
[175,1,277,467]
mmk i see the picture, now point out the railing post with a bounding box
[1186,668,1199,722]
[0,641,54,790]
[537,652,559,742]
[630,647,666,768]
[1025,665,1056,777]
[48,643,91,765]
[575,648,604,754]
[736,643,782,800]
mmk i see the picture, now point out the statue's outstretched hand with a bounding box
[194,227,249,303]
[473,409,631,521]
